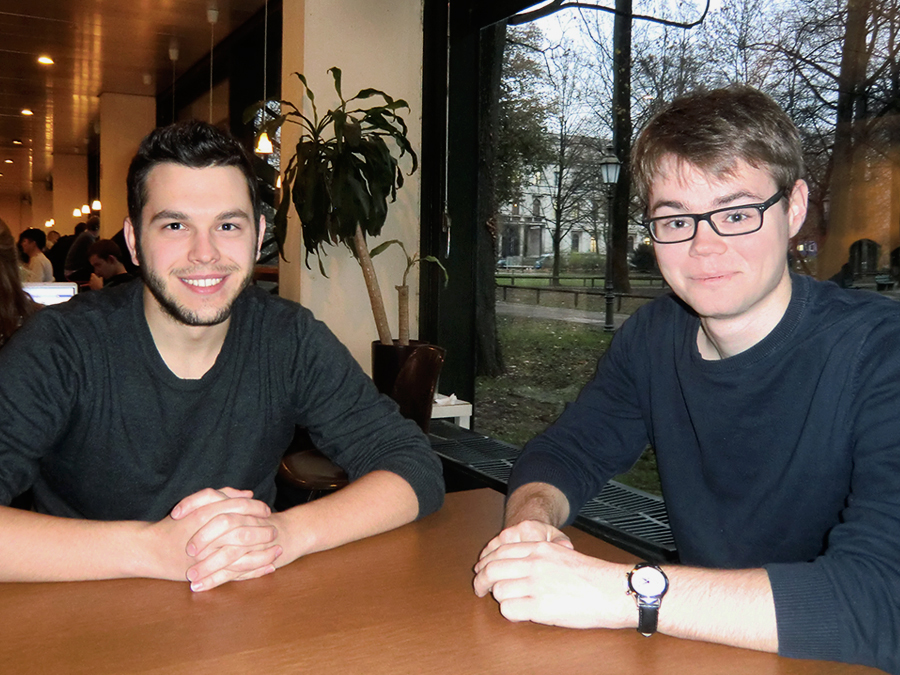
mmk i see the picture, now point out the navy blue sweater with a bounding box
[509,274,900,673]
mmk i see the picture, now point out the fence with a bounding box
[495,272,667,289]
[496,283,664,312]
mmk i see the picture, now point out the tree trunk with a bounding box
[820,0,871,279]
[612,0,633,293]
[354,225,393,345]
[396,284,410,346]
[475,21,506,376]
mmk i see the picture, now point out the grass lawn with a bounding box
[474,315,662,496]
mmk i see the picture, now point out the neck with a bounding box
[143,287,230,379]
[696,273,794,360]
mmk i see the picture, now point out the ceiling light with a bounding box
[81,204,90,215]
[4,160,12,164]
[255,131,273,154]
[91,200,101,211]
[73,208,82,217]
[37,55,54,65]
[21,109,33,116]
[12,139,22,146]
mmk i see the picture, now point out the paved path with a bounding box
[495,301,631,329]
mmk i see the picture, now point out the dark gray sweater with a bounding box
[0,282,443,521]
[509,274,900,673]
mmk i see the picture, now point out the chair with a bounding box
[275,428,349,509]
[275,344,446,508]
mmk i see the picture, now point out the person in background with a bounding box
[46,231,61,250]
[18,228,54,283]
[64,215,100,282]
[47,222,84,282]
[0,219,39,349]
[87,239,134,290]
[473,85,900,674]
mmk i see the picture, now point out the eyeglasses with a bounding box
[645,189,786,244]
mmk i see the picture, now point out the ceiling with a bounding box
[0,0,268,201]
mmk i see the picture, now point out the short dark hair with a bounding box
[75,222,87,235]
[631,85,805,207]
[85,215,100,232]
[19,228,46,250]
[87,238,124,262]
[126,120,261,235]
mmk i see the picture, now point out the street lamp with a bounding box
[599,153,621,332]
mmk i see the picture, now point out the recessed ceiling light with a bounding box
[37,55,54,65]
[4,160,12,164]
[12,139,22,145]
[21,109,33,116]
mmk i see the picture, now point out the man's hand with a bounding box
[88,273,104,290]
[473,537,633,629]
[478,519,574,561]
[151,487,282,591]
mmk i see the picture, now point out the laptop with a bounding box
[22,282,79,306]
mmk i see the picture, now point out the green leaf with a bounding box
[328,67,344,104]
[422,255,450,286]
[292,72,318,122]
[352,88,394,105]
[370,239,405,258]
[242,101,265,125]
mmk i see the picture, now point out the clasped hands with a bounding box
[473,520,633,630]
[152,487,285,592]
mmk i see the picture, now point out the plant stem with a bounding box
[396,284,409,346]
[354,225,394,345]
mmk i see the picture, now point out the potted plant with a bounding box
[246,68,446,411]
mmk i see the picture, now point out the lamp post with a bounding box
[599,153,621,332]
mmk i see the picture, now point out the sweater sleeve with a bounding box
[507,311,650,525]
[766,317,900,674]
[0,310,82,504]
[287,310,444,520]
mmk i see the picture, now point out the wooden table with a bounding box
[0,490,883,675]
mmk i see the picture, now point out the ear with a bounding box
[256,215,266,261]
[787,179,808,239]
[123,218,141,267]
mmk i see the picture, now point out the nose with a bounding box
[188,229,220,265]
[689,217,727,256]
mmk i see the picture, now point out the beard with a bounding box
[136,245,253,327]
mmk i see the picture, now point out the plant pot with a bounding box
[372,340,446,433]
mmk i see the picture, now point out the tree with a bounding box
[539,40,603,284]
[497,26,554,205]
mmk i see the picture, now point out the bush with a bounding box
[566,252,605,273]
[630,243,657,272]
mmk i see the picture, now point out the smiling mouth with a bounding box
[182,277,225,288]
[693,272,735,282]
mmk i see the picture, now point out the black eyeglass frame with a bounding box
[644,189,787,244]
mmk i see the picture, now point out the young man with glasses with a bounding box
[473,85,899,673]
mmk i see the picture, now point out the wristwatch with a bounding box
[626,563,669,637]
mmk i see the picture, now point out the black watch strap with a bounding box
[636,600,660,637]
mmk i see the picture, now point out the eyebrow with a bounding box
[148,208,252,223]
[649,190,764,214]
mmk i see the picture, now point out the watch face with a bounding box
[630,566,667,597]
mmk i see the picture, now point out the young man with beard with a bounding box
[473,86,899,673]
[0,121,443,591]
